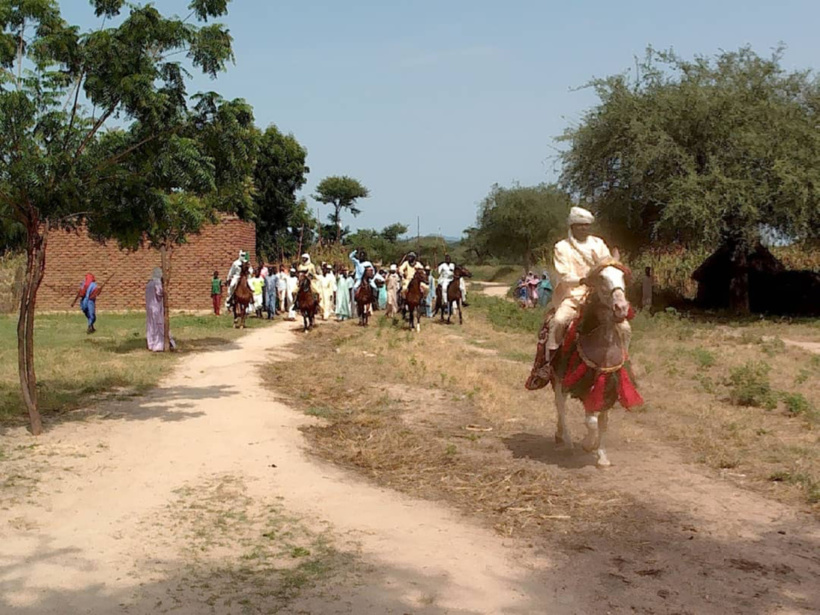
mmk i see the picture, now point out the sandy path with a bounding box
[0,323,576,614]
[471,281,510,299]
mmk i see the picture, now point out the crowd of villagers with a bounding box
[217,249,469,322]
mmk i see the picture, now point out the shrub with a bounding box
[692,347,716,369]
[728,361,776,409]
[783,393,811,416]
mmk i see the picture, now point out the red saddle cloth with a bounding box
[525,309,644,413]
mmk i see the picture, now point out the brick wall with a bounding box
[38,216,258,311]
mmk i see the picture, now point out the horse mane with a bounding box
[586,257,632,287]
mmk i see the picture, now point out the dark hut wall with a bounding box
[38,216,257,311]
[692,244,820,316]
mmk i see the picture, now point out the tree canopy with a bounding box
[253,124,309,259]
[312,175,369,243]
[560,47,820,252]
[0,0,237,433]
[471,184,570,268]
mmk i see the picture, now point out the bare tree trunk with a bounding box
[335,204,342,244]
[160,244,173,352]
[297,225,304,259]
[18,221,48,435]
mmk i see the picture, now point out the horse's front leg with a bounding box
[581,412,599,454]
[596,410,611,467]
[457,299,463,325]
[553,381,573,449]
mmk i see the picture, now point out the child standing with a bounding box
[211,271,223,316]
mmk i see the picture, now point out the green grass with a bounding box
[472,294,544,334]
[0,312,265,425]
[728,361,776,409]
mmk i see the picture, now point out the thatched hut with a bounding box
[692,243,820,315]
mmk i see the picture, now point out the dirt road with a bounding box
[0,323,577,614]
[2,319,819,614]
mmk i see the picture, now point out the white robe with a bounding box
[552,235,611,306]
[320,273,336,319]
[438,263,455,293]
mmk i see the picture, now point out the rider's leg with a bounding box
[547,298,580,357]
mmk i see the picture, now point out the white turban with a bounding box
[151,267,162,280]
[568,206,595,226]
[390,264,397,272]
[301,253,310,260]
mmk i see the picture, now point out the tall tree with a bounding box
[253,125,309,259]
[560,47,820,311]
[474,184,570,269]
[312,176,369,243]
[0,0,235,434]
[89,94,258,351]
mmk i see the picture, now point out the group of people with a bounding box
[217,249,469,323]
[73,267,173,352]
[516,272,553,308]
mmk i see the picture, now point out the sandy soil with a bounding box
[0,322,577,614]
[2,317,819,614]
[471,281,510,299]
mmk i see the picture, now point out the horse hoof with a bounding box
[596,456,612,468]
[554,433,564,445]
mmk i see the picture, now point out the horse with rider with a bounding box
[526,206,643,467]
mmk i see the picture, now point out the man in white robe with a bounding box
[547,206,629,357]
[320,265,337,320]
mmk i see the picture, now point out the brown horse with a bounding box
[403,268,427,332]
[434,264,472,324]
[355,270,374,326]
[296,273,319,332]
[232,263,253,329]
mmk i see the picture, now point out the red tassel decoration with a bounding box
[563,354,589,388]
[618,368,644,409]
[584,373,608,412]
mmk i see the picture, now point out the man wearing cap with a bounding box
[226,250,248,310]
[319,264,337,320]
[547,206,624,361]
[298,253,321,300]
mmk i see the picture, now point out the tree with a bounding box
[312,176,369,243]
[474,184,570,268]
[89,94,258,351]
[380,222,408,244]
[560,47,820,311]
[253,125,309,259]
[0,0,235,434]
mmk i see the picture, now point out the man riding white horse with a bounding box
[547,206,631,364]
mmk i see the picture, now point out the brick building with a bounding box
[38,216,258,311]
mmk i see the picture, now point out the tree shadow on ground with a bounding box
[0,384,235,437]
[0,535,575,615]
[502,434,820,614]
[94,336,241,355]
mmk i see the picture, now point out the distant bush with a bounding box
[783,392,811,416]
[692,347,716,369]
[728,361,776,409]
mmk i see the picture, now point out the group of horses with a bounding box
[229,261,472,333]
[354,264,472,330]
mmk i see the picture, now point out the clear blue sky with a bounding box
[63,0,820,237]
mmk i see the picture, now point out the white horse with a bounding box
[551,260,637,468]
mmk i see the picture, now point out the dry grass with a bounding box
[267,293,820,534]
[0,312,268,427]
[264,315,636,542]
[627,311,820,506]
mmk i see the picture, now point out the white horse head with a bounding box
[589,259,631,324]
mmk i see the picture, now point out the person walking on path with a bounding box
[75,273,99,334]
[250,270,265,318]
[335,270,352,321]
[211,271,223,316]
[385,265,400,319]
[265,269,278,320]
